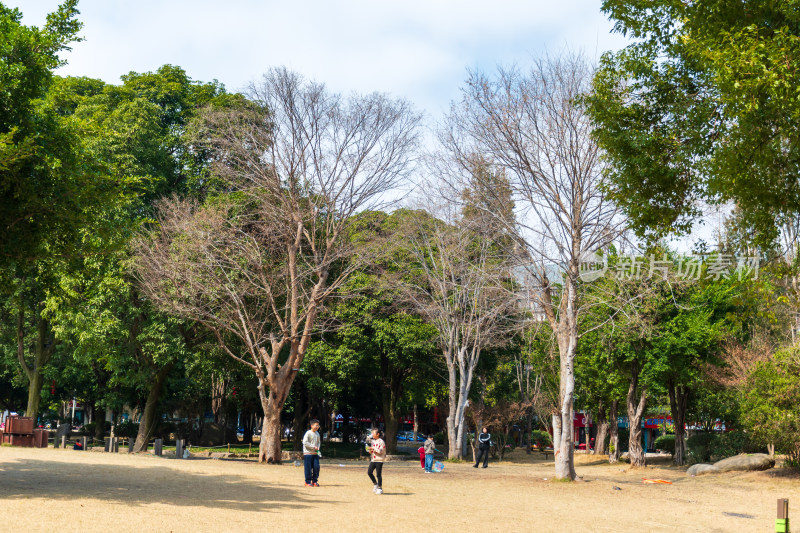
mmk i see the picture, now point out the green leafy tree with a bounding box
[742,346,800,467]
[588,1,800,246]
[43,65,230,448]
[0,1,96,263]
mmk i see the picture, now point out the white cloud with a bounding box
[12,0,628,116]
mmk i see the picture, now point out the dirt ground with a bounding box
[1,447,798,532]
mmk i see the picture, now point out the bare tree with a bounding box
[397,207,517,459]
[435,52,622,479]
[133,67,420,463]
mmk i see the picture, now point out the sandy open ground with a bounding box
[1,446,798,532]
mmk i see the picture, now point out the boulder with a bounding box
[687,463,719,476]
[713,453,775,473]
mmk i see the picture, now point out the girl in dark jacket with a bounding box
[474,427,491,468]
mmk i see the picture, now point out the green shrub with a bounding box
[83,421,112,437]
[114,420,139,438]
[654,434,675,455]
[687,432,717,463]
[531,429,553,448]
[433,432,445,445]
[709,431,764,459]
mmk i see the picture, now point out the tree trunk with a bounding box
[584,412,591,451]
[553,318,578,480]
[133,362,174,453]
[94,400,105,444]
[445,357,469,460]
[18,306,55,420]
[608,400,620,463]
[26,371,43,422]
[525,410,533,454]
[260,406,283,463]
[593,402,609,455]
[446,385,471,459]
[211,375,228,424]
[379,355,404,455]
[412,403,418,443]
[668,381,689,466]
[257,368,296,463]
[291,385,306,451]
[383,404,400,455]
[626,363,647,468]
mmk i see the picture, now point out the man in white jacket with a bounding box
[303,419,322,487]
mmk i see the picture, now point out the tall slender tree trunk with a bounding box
[211,375,229,424]
[445,348,474,460]
[133,362,174,452]
[608,400,620,463]
[291,381,307,451]
[525,410,533,455]
[380,355,405,455]
[593,402,609,455]
[93,400,105,444]
[626,362,647,468]
[668,381,690,466]
[584,412,591,451]
[382,399,400,455]
[553,318,578,480]
[412,403,418,443]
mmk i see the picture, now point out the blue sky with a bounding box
[11,0,629,118]
[11,1,726,250]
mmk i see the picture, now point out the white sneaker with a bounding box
[372,485,378,494]
[376,487,383,495]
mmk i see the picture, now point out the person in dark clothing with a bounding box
[474,427,491,468]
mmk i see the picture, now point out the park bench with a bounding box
[530,446,553,460]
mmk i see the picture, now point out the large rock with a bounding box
[687,463,720,476]
[713,453,775,473]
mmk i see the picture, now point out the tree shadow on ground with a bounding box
[0,457,323,513]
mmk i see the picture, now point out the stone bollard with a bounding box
[60,435,67,449]
[79,436,88,450]
[104,437,111,452]
[128,438,136,453]
[154,438,163,456]
[111,437,119,453]
[175,439,185,459]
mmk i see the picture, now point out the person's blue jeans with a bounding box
[424,454,434,472]
[304,454,320,484]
